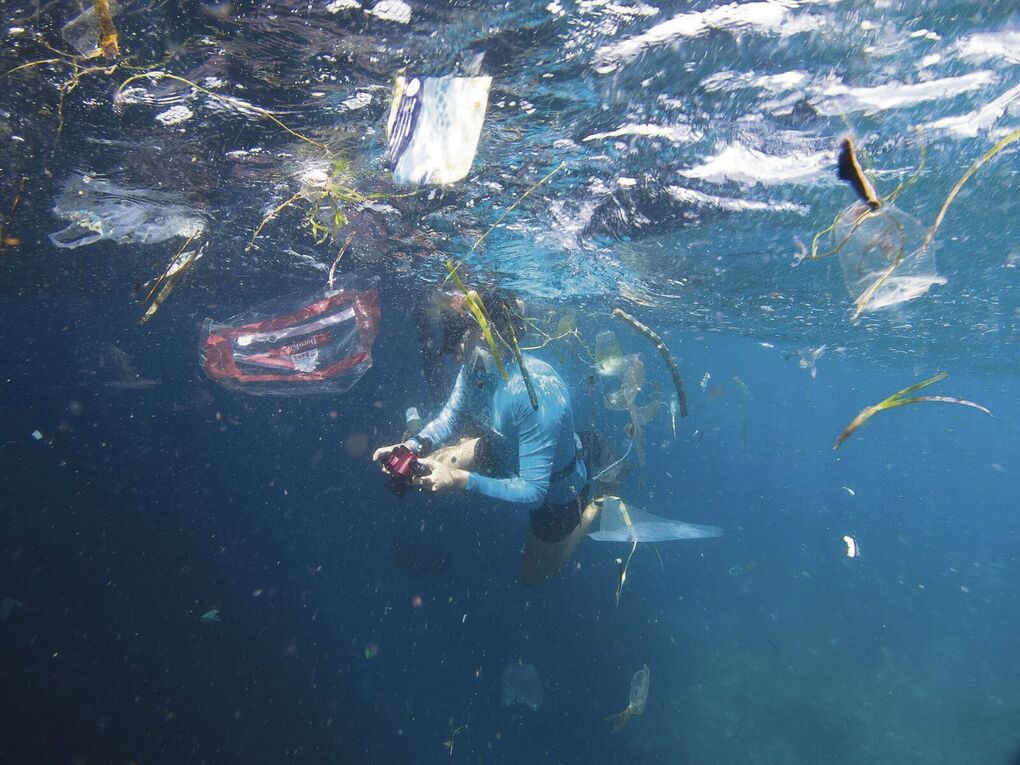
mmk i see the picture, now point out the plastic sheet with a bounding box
[201,282,379,396]
[590,497,722,542]
[61,0,119,57]
[501,662,543,711]
[386,75,491,185]
[49,173,206,249]
[835,202,946,311]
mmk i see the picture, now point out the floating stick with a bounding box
[612,308,688,417]
[327,231,355,290]
[94,0,119,58]
[837,137,880,209]
[1,176,28,251]
[834,372,991,449]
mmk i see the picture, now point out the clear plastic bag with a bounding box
[835,202,946,312]
[201,280,380,396]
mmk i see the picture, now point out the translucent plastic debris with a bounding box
[834,202,946,312]
[200,608,221,622]
[30,430,43,441]
[1,598,25,622]
[501,662,543,711]
[595,330,626,377]
[49,173,206,249]
[604,355,659,464]
[606,665,650,733]
[202,280,379,396]
[386,75,492,185]
[590,497,723,542]
[60,0,119,57]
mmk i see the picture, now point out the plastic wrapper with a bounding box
[201,282,379,396]
[835,202,946,311]
[49,173,206,249]
[386,75,491,185]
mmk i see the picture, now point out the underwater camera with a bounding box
[380,445,428,496]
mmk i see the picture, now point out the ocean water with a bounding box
[1,1,1018,763]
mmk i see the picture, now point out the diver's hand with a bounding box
[414,458,468,493]
[372,443,408,466]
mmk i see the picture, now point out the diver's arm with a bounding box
[464,394,555,509]
[411,365,469,452]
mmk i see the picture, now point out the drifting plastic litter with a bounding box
[595,330,626,377]
[386,75,491,185]
[606,665,650,733]
[589,497,723,542]
[201,281,379,396]
[834,202,946,312]
[49,173,206,249]
[501,662,543,711]
[61,0,119,57]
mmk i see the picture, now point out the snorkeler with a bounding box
[373,288,603,585]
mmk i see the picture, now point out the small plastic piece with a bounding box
[595,330,625,377]
[201,282,379,396]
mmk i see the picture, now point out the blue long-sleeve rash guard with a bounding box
[416,353,587,510]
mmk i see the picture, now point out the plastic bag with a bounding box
[201,282,379,396]
[49,173,206,249]
[386,75,491,185]
[501,663,543,711]
[835,202,946,312]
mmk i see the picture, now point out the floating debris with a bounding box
[1,598,25,622]
[0,176,27,253]
[843,535,860,558]
[140,237,206,324]
[49,172,206,249]
[501,662,543,711]
[386,75,491,185]
[834,372,991,449]
[30,430,43,441]
[798,345,826,379]
[591,496,721,605]
[595,330,626,377]
[606,665,650,733]
[200,608,221,622]
[612,308,688,418]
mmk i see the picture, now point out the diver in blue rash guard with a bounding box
[373,289,605,585]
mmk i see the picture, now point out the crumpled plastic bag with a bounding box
[201,280,380,396]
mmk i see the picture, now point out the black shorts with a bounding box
[527,431,606,544]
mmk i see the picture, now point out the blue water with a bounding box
[2,1,1019,762]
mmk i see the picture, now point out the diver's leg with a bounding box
[519,501,601,586]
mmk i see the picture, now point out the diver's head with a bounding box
[435,286,526,364]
